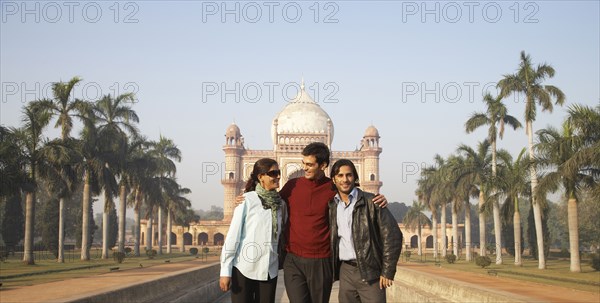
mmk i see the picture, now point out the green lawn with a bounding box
[0,250,219,288]
[402,253,600,293]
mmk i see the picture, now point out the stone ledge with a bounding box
[66,264,221,303]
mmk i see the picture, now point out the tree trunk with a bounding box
[465,202,472,261]
[441,202,447,257]
[417,224,422,256]
[431,208,438,259]
[528,120,546,269]
[479,190,486,256]
[493,199,503,264]
[514,205,522,266]
[102,209,109,259]
[118,185,127,253]
[158,207,163,255]
[166,208,172,254]
[452,200,458,256]
[57,197,65,263]
[567,196,581,272]
[81,172,91,261]
[134,189,141,257]
[23,191,35,265]
[146,214,153,252]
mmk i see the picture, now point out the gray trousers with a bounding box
[339,262,386,303]
[283,252,333,303]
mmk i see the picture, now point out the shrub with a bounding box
[146,249,157,259]
[403,251,411,258]
[124,247,132,254]
[475,256,492,268]
[202,247,209,254]
[113,252,126,263]
[445,254,457,264]
[189,248,198,255]
[591,254,600,271]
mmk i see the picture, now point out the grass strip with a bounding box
[0,264,105,280]
[495,269,600,286]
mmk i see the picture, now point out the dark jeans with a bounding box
[283,252,333,303]
[339,262,386,303]
[231,266,278,303]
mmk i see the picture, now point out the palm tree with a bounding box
[93,93,138,259]
[14,103,51,264]
[563,104,600,197]
[496,148,529,266]
[431,157,452,257]
[535,123,595,272]
[417,155,444,259]
[147,136,182,255]
[0,126,28,198]
[78,113,118,260]
[447,154,475,258]
[456,140,492,257]
[498,51,565,269]
[35,76,88,262]
[163,179,191,254]
[403,200,431,256]
[466,92,522,264]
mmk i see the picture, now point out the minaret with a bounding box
[222,123,245,222]
[361,125,382,194]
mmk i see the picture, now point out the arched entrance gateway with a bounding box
[214,233,224,246]
[183,232,192,245]
[198,233,208,246]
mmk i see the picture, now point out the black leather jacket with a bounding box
[329,188,403,282]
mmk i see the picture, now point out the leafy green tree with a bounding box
[147,136,181,255]
[466,93,522,264]
[536,123,596,272]
[93,93,138,259]
[497,149,529,266]
[14,103,51,264]
[1,195,25,252]
[498,51,565,269]
[35,77,87,262]
[0,126,28,197]
[455,140,493,257]
[40,198,60,258]
[402,200,431,256]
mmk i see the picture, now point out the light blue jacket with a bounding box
[220,191,286,280]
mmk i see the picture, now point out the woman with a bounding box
[220,158,285,303]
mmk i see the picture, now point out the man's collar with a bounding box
[335,187,358,204]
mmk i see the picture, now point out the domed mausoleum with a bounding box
[221,80,382,221]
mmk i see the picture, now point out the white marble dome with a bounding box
[271,82,334,144]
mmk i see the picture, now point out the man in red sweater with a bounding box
[279,142,387,303]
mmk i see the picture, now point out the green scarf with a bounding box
[255,183,282,239]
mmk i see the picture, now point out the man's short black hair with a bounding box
[302,142,330,167]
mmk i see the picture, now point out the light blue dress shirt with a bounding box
[220,191,283,280]
[335,187,358,261]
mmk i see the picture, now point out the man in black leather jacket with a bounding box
[328,159,403,302]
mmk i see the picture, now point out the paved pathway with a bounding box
[1,259,598,303]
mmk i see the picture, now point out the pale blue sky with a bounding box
[1,1,598,211]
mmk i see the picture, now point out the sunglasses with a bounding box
[265,169,281,178]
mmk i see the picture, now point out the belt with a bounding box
[343,260,358,267]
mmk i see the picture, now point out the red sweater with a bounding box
[280,176,336,258]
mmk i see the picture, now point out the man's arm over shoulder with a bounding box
[279,178,297,201]
[377,206,403,280]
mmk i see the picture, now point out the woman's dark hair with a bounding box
[244,158,278,193]
[330,159,360,188]
[302,142,330,167]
